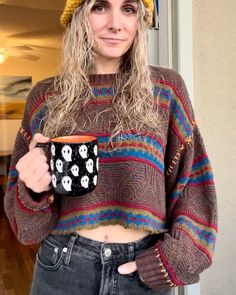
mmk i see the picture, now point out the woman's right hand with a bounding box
[16,133,52,193]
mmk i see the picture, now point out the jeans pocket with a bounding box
[36,239,67,271]
[135,271,152,291]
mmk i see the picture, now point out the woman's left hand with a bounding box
[118,261,137,274]
[118,261,145,282]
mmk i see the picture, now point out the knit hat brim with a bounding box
[60,0,154,29]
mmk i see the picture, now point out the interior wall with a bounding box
[0,54,60,150]
[192,1,236,295]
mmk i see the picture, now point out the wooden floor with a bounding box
[0,186,39,295]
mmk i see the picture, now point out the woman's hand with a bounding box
[118,261,144,282]
[118,261,137,274]
[16,133,51,193]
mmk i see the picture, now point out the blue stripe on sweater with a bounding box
[153,86,173,101]
[92,87,114,97]
[54,209,167,232]
[170,99,192,137]
[192,157,209,170]
[175,216,216,244]
[9,169,18,177]
[189,173,214,184]
[30,105,47,134]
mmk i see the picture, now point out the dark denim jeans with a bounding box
[30,233,174,295]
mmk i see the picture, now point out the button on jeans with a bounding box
[30,233,174,295]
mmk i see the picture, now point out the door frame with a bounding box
[149,0,201,294]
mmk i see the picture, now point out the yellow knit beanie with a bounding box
[60,0,154,29]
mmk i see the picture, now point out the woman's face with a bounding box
[88,0,139,64]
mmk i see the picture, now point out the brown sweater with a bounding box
[4,66,217,290]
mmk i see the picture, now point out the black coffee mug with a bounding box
[37,135,99,197]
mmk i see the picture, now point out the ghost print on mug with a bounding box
[48,135,99,197]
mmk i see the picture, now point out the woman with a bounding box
[4,0,218,294]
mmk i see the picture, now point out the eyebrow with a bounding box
[95,0,139,4]
[124,0,139,3]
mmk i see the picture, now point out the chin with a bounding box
[99,51,126,58]
[105,54,124,59]
[97,48,128,60]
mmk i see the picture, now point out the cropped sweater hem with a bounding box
[51,221,169,236]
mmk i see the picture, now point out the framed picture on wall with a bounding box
[0,76,31,119]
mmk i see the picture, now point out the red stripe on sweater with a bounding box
[9,165,16,170]
[159,102,169,110]
[13,218,18,236]
[30,94,46,116]
[193,154,208,165]
[188,180,215,187]
[171,123,187,144]
[190,166,211,177]
[89,99,112,105]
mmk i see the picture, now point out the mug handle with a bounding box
[35,142,51,155]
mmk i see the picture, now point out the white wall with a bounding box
[192,1,236,295]
[0,54,60,150]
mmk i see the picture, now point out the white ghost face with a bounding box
[94,145,98,156]
[62,176,72,191]
[52,174,57,188]
[86,159,94,173]
[50,159,54,171]
[81,175,89,188]
[93,175,98,186]
[51,144,56,156]
[71,164,79,177]
[79,145,88,159]
[56,159,63,173]
[96,158,99,171]
[62,145,72,162]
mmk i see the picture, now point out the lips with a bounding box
[102,37,124,41]
[101,37,125,43]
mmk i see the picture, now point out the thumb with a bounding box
[29,133,50,150]
[118,261,137,275]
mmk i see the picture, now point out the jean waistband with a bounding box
[46,233,161,263]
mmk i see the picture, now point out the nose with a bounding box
[107,9,122,32]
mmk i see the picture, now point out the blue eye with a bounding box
[91,4,106,13]
[124,6,137,15]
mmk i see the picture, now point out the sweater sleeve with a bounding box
[135,71,218,289]
[4,80,59,245]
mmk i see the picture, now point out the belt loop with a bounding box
[128,243,135,261]
[100,242,106,265]
[64,233,80,266]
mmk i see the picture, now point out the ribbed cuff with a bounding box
[17,179,54,212]
[135,244,177,290]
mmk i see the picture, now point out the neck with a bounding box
[91,56,121,74]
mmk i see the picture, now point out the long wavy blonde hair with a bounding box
[43,0,161,147]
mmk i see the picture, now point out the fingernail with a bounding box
[118,266,125,274]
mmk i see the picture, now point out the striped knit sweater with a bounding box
[4,66,217,290]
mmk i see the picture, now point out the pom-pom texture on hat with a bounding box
[60,0,154,28]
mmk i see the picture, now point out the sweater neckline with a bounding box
[89,73,118,85]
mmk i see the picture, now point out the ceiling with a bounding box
[0,0,66,60]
